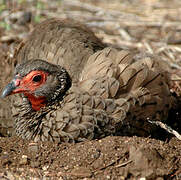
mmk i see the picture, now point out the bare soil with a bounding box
[0,136,180,179]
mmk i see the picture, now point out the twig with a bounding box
[97,33,143,48]
[171,78,181,81]
[143,41,153,54]
[115,160,132,168]
[93,157,122,172]
[118,29,132,41]
[148,120,181,140]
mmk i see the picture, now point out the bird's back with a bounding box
[16,18,105,81]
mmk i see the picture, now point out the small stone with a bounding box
[92,158,104,169]
[93,149,101,159]
[139,178,146,180]
[19,155,28,165]
[43,171,49,176]
[106,175,111,179]
[70,166,92,178]
[58,176,63,180]
[42,165,49,171]
[57,171,63,176]
[64,166,69,170]
[1,152,9,159]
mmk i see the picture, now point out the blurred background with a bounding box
[1,0,181,55]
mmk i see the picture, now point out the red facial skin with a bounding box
[12,71,48,111]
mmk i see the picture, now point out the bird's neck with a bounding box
[14,93,57,140]
[13,89,72,140]
[24,93,47,111]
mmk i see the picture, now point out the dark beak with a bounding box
[1,76,20,98]
[1,80,16,98]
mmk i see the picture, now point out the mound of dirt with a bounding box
[0,136,180,179]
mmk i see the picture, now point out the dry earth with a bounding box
[0,136,181,179]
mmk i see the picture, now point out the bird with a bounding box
[1,39,174,142]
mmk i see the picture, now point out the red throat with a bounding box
[24,93,46,111]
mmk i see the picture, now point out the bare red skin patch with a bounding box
[24,93,46,111]
[12,70,48,111]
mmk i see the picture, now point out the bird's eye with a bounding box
[32,75,42,82]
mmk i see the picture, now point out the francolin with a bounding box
[1,19,174,142]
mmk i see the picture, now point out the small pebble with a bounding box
[19,155,28,165]
[70,166,92,178]
[139,178,146,180]
[42,165,49,171]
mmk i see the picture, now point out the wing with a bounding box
[77,47,173,135]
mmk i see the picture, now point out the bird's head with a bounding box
[1,59,71,111]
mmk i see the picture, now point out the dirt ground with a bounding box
[0,0,181,179]
[0,136,180,179]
